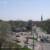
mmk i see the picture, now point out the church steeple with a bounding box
[41,15,43,22]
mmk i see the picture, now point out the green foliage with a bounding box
[1,41,31,50]
[39,20,50,34]
[21,47,31,50]
[0,22,11,48]
[9,21,27,32]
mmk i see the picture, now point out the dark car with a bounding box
[40,37,48,42]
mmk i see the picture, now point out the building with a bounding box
[16,27,27,32]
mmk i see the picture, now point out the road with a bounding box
[32,26,50,50]
[40,42,50,50]
[34,42,50,50]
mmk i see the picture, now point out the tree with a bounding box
[47,21,50,34]
[0,22,11,48]
[26,20,32,31]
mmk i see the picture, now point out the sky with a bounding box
[0,0,50,21]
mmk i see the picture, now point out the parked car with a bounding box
[40,36,48,42]
[46,36,50,43]
[40,36,50,43]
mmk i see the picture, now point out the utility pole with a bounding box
[31,22,35,50]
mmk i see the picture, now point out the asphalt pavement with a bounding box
[34,42,50,50]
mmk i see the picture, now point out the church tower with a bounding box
[41,15,43,22]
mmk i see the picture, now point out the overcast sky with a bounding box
[0,0,50,21]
